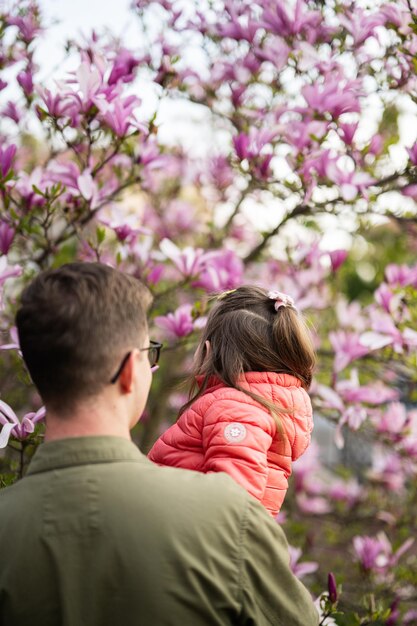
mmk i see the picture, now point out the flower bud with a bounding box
[327,572,338,603]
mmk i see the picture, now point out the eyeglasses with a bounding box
[110,341,163,384]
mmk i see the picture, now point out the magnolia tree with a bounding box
[1,0,417,622]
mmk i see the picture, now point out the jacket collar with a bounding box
[198,371,302,394]
[26,435,146,476]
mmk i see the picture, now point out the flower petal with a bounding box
[0,422,15,448]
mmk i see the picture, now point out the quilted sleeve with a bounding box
[201,397,275,502]
[285,388,313,462]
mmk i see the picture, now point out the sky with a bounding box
[40,0,133,50]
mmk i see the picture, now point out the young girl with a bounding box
[148,286,316,517]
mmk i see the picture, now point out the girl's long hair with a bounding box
[179,285,316,430]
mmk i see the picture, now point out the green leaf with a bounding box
[32,185,45,197]
[96,226,106,245]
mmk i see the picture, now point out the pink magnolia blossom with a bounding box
[385,263,417,287]
[108,48,139,85]
[293,40,337,73]
[96,94,146,137]
[76,61,105,105]
[298,149,332,184]
[325,160,374,201]
[314,383,345,413]
[402,184,417,199]
[145,200,198,239]
[301,240,322,268]
[288,545,319,579]
[193,249,243,292]
[51,60,115,125]
[98,210,152,243]
[137,137,168,169]
[335,300,366,331]
[339,8,385,46]
[17,69,34,97]
[6,8,42,43]
[404,611,417,625]
[381,3,413,34]
[296,493,332,515]
[406,143,417,165]
[369,452,409,491]
[113,224,141,243]
[334,405,368,449]
[160,239,206,278]
[353,532,414,574]
[214,15,258,42]
[375,282,396,313]
[146,264,165,285]
[254,37,290,70]
[337,370,399,405]
[361,311,417,353]
[328,249,348,272]
[401,435,417,459]
[38,88,78,122]
[14,167,50,209]
[302,79,361,119]
[0,257,22,305]
[0,401,46,448]
[208,155,234,192]
[2,101,21,124]
[329,331,370,372]
[398,410,417,458]
[77,170,99,209]
[338,122,359,146]
[154,304,195,339]
[328,479,362,506]
[367,133,384,156]
[0,144,17,178]
[0,222,15,255]
[48,160,81,190]
[48,162,117,210]
[261,0,323,42]
[353,533,391,572]
[285,120,329,153]
[208,52,261,86]
[376,402,408,436]
[233,128,276,161]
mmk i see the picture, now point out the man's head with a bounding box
[16,262,153,420]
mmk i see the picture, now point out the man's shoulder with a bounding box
[141,459,251,513]
[0,476,35,523]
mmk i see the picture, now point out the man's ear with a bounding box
[118,352,135,393]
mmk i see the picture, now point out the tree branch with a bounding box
[244,202,311,264]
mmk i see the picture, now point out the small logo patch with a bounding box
[224,423,247,443]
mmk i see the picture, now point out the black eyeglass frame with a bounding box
[110,341,163,384]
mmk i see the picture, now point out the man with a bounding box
[0,262,319,626]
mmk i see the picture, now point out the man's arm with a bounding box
[239,498,319,626]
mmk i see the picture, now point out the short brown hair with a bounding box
[16,262,152,412]
[180,285,316,424]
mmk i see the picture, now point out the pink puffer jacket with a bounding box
[148,371,313,517]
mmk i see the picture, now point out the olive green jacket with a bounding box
[0,436,319,626]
